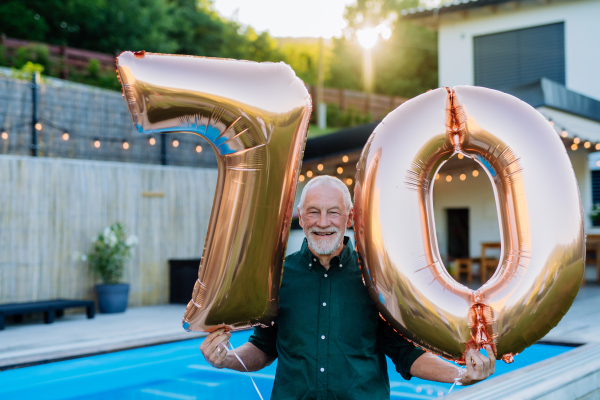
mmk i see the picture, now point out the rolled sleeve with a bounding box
[378,317,426,380]
[248,324,279,359]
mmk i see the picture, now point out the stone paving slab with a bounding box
[0,305,205,370]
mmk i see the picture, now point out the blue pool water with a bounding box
[0,330,571,400]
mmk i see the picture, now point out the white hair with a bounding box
[297,175,352,211]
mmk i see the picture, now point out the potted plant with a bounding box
[87,223,138,313]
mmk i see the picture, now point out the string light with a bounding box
[62,132,69,141]
[196,145,202,153]
[458,154,464,159]
[299,175,305,182]
[436,173,440,180]
[345,178,353,185]
[460,173,466,181]
[317,164,324,171]
[584,141,591,149]
[149,137,156,145]
[337,167,343,174]
[35,122,42,131]
[1,129,7,140]
[446,175,452,182]
[561,130,568,138]
[574,137,580,144]
[549,120,554,126]
[173,140,179,148]
[306,170,313,178]
[571,143,578,151]
[472,170,479,177]
[342,155,349,163]
[122,140,129,150]
[94,139,101,148]
[596,161,600,167]
[596,143,600,151]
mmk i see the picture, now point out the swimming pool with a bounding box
[0,330,572,400]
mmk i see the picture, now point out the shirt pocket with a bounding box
[338,301,378,350]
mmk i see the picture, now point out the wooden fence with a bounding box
[0,35,116,79]
[1,35,408,120]
[0,155,218,306]
[309,86,408,121]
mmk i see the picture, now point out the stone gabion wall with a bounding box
[0,68,217,168]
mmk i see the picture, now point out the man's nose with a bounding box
[317,212,330,227]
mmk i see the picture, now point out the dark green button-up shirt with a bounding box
[249,237,425,400]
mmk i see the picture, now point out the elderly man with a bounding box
[201,175,495,399]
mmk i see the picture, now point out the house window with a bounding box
[474,22,565,89]
[592,170,600,226]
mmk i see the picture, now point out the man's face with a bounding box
[299,184,353,255]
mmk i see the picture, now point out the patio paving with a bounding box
[0,304,205,370]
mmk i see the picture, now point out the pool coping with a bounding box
[447,342,600,399]
[0,330,207,371]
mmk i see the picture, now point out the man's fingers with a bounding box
[200,328,225,350]
[484,345,496,374]
[201,329,229,357]
[471,351,485,377]
[215,343,228,366]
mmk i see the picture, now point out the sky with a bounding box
[212,0,356,38]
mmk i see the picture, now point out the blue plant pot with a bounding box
[95,283,130,313]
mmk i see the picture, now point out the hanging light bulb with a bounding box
[149,137,156,145]
[94,139,101,148]
[584,141,591,149]
[35,122,42,131]
[337,167,343,174]
[460,173,466,181]
[299,175,305,182]
[1,128,8,140]
[306,170,313,178]
[196,145,202,153]
[62,132,69,141]
[574,137,580,144]
[472,170,479,177]
[436,173,440,180]
[342,155,349,163]
[596,143,600,151]
[458,154,464,159]
[346,178,353,185]
[173,139,179,148]
[122,140,129,150]
[561,130,568,138]
[571,143,578,151]
[317,164,324,171]
[446,175,452,182]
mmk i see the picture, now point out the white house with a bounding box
[289,0,600,283]
[399,0,600,273]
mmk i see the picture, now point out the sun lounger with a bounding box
[0,299,95,330]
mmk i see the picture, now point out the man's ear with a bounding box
[346,206,354,229]
[298,208,304,228]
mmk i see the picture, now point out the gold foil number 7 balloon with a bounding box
[116,52,312,332]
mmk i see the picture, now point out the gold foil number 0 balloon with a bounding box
[354,86,584,364]
[116,52,311,332]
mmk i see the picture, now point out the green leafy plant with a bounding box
[590,204,600,226]
[11,61,45,81]
[86,222,138,284]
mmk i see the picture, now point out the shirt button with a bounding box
[320,367,325,372]
[340,264,343,268]
[324,273,328,278]
[309,263,312,267]
[314,258,317,262]
[321,335,325,339]
[322,302,327,307]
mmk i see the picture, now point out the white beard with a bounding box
[306,227,344,255]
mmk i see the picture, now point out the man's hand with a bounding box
[200,328,231,369]
[459,345,496,385]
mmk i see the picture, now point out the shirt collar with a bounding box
[301,236,354,270]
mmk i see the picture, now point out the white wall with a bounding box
[438,0,600,101]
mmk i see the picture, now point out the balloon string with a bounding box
[442,366,464,400]
[219,342,265,400]
[442,381,457,400]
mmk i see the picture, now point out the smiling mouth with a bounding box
[313,232,335,236]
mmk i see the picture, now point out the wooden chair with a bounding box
[453,258,473,283]
[585,234,600,285]
[480,242,501,283]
